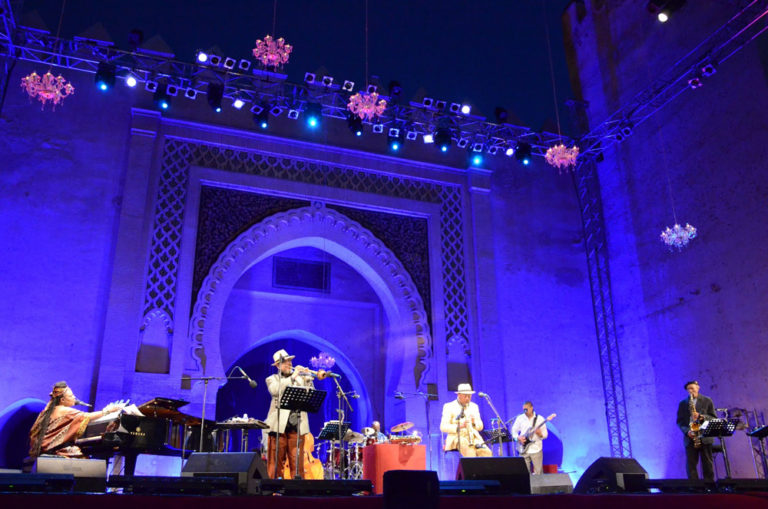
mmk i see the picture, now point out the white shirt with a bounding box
[511,412,548,455]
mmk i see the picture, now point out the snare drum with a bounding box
[365,436,376,446]
[348,444,364,463]
[330,445,347,469]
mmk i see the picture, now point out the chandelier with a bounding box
[310,352,336,370]
[660,223,697,250]
[252,35,293,68]
[20,71,75,109]
[545,143,579,171]
[347,91,387,121]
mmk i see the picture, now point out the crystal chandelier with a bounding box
[347,91,387,121]
[20,71,75,110]
[310,352,336,370]
[660,223,697,250]
[252,35,293,68]
[545,143,579,171]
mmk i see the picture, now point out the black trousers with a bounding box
[685,443,714,482]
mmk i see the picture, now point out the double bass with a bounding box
[283,432,324,479]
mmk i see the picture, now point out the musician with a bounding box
[29,381,124,458]
[371,421,389,443]
[440,383,492,457]
[676,380,716,482]
[511,401,548,474]
[265,349,314,479]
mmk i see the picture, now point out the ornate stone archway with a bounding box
[186,203,433,394]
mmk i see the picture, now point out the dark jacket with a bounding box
[676,394,717,446]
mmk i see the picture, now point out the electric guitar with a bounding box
[518,413,556,454]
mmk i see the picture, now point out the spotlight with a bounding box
[366,84,378,94]
[449,103,461,114]
[196,51,208,63]
[342,80,355,92]
[270,104,284,116]
[372,122,384,134]
[461,104,471,115]
[688,76,703,89]
[347,114,363,136]
[701,63,716,77]
[145,80,158,92]
[405,129,418,141]
[435,100,447,110]
[470,153,483,166]
[95,62,116,91]
[287,108,300,119]
[422,97,434,108]
[253,105,269,130]
[514,142,532,165]
[388,128,404,151]
[494,106,508,124]
[184,87,197,99]
[250,103,264,114]
[207,83,224,113]
[457,137,470,149]
[304,72,316,84]
[232,96,246,110]
[423,133,434,144]
[153,87,170,110]
[223,57,236,70]
[646,0,687,22]
[165,84,178,97]
[305,102,322,128]
[125,75,137,88]
[487,146,499,156]
[238,59,251,72]
[209,54,222,66]
[505,146,515,157]
[658,11,669,22]
[471,142,483,153]
[322,76,334,86]
[434,127,451,152]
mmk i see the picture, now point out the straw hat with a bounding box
[455,383,475,395]
[272,349,295,366]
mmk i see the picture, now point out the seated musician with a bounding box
[29,381,124,458]
[440,383,492,457]
[265,349,314,479]
[372,421,389,443]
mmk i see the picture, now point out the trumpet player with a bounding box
[440,383,492,458]
[265,349,315,478]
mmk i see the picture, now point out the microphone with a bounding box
[478,392,490,399]
[237,367,258,388]
[350,394,361,399]
[394,391,406,400]
[74,399,92,408]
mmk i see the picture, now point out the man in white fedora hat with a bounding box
[440,383,492,458]
[265,349,314,478]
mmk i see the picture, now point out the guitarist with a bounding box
[511,401,548,474]
[676,380,716,482]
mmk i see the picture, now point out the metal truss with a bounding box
[0,4,568,155]
[577,0,768,161]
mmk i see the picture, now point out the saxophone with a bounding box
[689,395,702,449]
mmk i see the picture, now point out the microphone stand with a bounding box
[332,376,354,479]
[480,393,510,456]
[396,390,435,469]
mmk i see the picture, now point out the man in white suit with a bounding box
[265,349,314,478]
[440,383,492,457]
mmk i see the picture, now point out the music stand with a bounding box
[317,421,350,479]
[701,419,738,478]
[280,386,326,479]
[481,427,512,451]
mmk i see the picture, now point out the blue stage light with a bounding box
[305,103,323,129]
[347,114,363,137]
[207,83,224,113]
[514,142,532,166]
[434,127,452,152]
[197,51,208,63]
[94,62,116,91]
[472,154,483,166]
[125,76,137,88]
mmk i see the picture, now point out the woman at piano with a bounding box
[29,381,124,458]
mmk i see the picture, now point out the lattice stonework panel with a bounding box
[141,137,471,365]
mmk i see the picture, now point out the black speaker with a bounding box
[456,457,530,494]
[384,470,439,509]
[255,479,373,496]
[0,473,73,493]
[573,457,648,493]
[182,452,267,494]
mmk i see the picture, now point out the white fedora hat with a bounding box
[455,383,475,395]
[272,349,295,366]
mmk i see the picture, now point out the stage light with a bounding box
[423,133,434,144]
[305,102,322,128]
[388,128,404,151]
[342,80,355,92]
[405,129,418,141]
[253,107,269,130]
[287,108,300,119]
[494,106,508,124]
[647,0,686,23]
[145,80,158,92]
[184,87,197,99]
[487,146,499,156]
[153,87,170,110]
[270,104,284,116]
[449,103,461,114]
[232,97,246,110]
[658,12,669,22]
[209,54,222,66]
[207,82,224,113]
[366,84,377,94]
[304,72,316,84]
[457,137,470,149]
[435,100,447,110]
[434,127,451,152]
[515,142,532,165]
[346,113,363,136]
[688,76,703,89]
[95,62,116,91]
[322,76,334,87]
[196,51,208,63]
[701,63,716,77]
[372,122,384,134]
[125,75,137,88]
[505,146,515,157]
[461,104,471,115]
[471,142,483,153]
[470,154,483,166]
[238,59,251,72]
[165,84,178,97]
[423,97,434,108]
[223,57,236,70]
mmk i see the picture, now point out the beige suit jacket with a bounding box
[265,372,314,435]
[440,399,484,451]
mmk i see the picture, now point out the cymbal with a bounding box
[344,430,366,443]
[391,421,414,433]
[362,427,376,436]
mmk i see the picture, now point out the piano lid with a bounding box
[138,397,201,425]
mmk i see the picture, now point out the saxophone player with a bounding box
[676,380,716,482]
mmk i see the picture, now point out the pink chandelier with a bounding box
[545,143,579,172]
[310,352,336,370]
[252,35,293,68]
[660,223,697,250]
[20,71,75,110]
[347,91,387,121]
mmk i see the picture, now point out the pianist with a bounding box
[29,381,124,458]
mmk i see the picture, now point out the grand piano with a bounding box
[75,397,217,475]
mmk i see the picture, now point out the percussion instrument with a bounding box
[391,421,414,433]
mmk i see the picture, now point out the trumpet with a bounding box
[291,365,341,380]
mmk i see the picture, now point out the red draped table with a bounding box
[362,443,426,494]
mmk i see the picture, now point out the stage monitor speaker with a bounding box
[573,457,648,494]
[439,479,502,495]
[456,457,530,494]
[384,470,439,509]
[530,473,574,494]
[717,478,768,492]
[108,475,238,495]
[0,472,74,492]
[182,452,267,494]
[255,479,373,496]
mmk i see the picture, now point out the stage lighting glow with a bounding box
[254,107,269,130]
[515,142,532,165]
[423,133,434,144]
[347,114,363,137]
[658,12,669,22]
[388,128,404,151]
[434,127,452,152]
[461,104,471,115]
[471,154,483,166]
[207,83,224,113]
[197,51,208,63]
[233,97,245,110]
[94,62,116,91]
[305,103,322,128]
[153,87,170,111]
[505,147,515,156]
[126,76,137,87]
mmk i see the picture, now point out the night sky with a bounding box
[17,0,575,131]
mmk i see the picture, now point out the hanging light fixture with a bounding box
[347,91,387,121]
[252,35,293,68]
[660,223,697,250]
[21,71,75,110]
[545,143,580,172]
